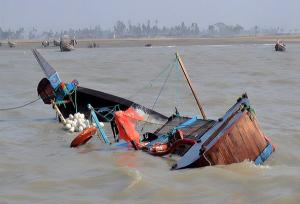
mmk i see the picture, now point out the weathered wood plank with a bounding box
[205,111,268,165]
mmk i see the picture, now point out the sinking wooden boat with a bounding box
[112,53,275,169]
[112,94,274,169]
[8,41,16,48]
[32,49,167,122]
[173,55,274,169]
[34,48,274,169]
[275,40,286,51]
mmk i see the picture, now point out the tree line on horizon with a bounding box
[0,20,295,40]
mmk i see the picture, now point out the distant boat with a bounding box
[8,41,16,48]
[53,39,60,47]
[60,41,75,51]
[145,43,152,47]
[0,42,2,46]
[42,40,50,47]
[275,40,286,51]
[59,35,76,52]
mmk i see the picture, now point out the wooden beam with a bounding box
[175,52,207,119]
[51,100,67,125]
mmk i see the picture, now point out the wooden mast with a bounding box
[175,52,207,119]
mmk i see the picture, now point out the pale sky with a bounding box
[0,0,299,31]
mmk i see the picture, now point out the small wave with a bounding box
[246,160,271,169]
[123,167,142,190]
[224,160,272,173]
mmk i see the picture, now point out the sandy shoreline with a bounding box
[1,34,300,48]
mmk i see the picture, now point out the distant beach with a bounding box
[1,34,300,48]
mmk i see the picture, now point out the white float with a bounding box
[63,112,102,133]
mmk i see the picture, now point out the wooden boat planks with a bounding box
[202,112,268,166]
[172,95,273,170]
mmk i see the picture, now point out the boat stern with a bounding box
[173,94,275,170]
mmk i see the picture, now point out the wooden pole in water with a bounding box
[175,52,207,119]
[51,100,67,125]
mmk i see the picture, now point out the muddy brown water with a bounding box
[0,44,299,204]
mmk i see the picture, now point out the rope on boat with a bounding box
[203,152,212,166]
[150,61,174,111]
[92,105,121,121]
[0,97,41,111]
[127,59,177,100]
[54,85,78,112]
[140,62,175,132]
[89,59,178,128]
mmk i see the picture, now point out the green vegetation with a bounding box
[0,20,293,40]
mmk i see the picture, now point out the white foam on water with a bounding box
[124,168,142,190]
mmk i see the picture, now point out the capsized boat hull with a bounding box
[172,94,275,170]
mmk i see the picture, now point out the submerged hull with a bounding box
[172,94,274,169]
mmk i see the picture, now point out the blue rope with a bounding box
[93,104,121,122]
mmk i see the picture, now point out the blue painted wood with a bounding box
[255,143,273,165]
[49,72,61,90]
[111,140,128,147]
[88,104,110,144]
[32,49,62,89]
[173,97,249,170]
